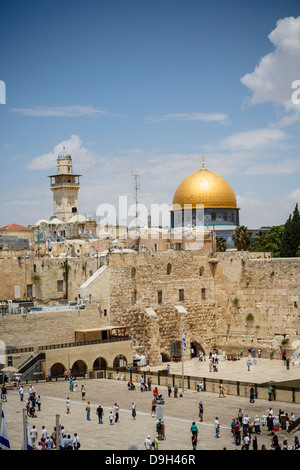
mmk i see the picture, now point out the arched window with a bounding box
[167,263,172,275]
[131,267,136,279]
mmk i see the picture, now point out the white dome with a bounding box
[34,219,50,226]
[49,217,63,224]
[68,214,87,223]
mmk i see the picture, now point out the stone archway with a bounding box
[50,362,66,378]
[190,341,205,358]
[113,355,127,369]
[161,352,172,363]
[71,359,88,377]
[93,357,107,371]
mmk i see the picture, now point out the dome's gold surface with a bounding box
[172,168,237,209]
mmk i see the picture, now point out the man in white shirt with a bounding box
[30,425,38,448]
[144,435,152,450]
[73,433,80,450]
[41,426,47,440]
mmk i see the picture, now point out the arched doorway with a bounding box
[93,357,107,371]
[71,360,87,377]
[113,355,127,369]
[161,352,172,363]
[50,362,66,378]
[190,342,205,358]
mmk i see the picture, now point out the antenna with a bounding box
[133,174,140,234]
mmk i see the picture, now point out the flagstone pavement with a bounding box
[1,357,300,451]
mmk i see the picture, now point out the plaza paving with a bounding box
[2,357,300,451]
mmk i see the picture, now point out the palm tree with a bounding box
[232,226,252,251]
[216,237,227,252]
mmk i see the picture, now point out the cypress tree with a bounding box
[280,203,300,257]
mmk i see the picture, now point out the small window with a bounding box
[154,244,158,252]
[131,267,136,279]
[179,289,184,301]
[131,291,137,305]
[167,263,172,275]
[57,280,64,292]
[158,290,162,304]
[103,309,107,317]
[199,266,204,276]
[26,284,33,298]
[201,288,206,300]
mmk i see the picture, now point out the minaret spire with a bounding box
[202,155,205,169]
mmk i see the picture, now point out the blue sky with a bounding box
[1,0,300,228]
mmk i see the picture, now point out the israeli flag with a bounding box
[21,420,33,450]
[182,327,186,350]
[0,409,10,450]
[48,238,52,251]
[58,419,65,450]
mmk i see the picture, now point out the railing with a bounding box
[38,335,131,352]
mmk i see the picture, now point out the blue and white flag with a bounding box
[48,238,52,251]
[0,409,10,450]
[182,327,186,350]
[21,420,33,450]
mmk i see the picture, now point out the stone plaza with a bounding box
[2,357,300,451]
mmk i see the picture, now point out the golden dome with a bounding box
[172,166,237,210]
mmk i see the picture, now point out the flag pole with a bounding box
[56,414,60,450]
[23,409,28,450]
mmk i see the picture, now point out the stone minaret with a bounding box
[48,148,81,222]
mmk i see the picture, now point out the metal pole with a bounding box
[23,408,28,450]
[56,414,60,450]
[181,319,184,394]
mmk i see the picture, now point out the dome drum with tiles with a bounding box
[171,159,240,230]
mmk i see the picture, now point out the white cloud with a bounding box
[11,105,119,117]
[241,16,300,124]
[26,134,99,171]
[245,158,300,175]
[204,127,289,153]
[144,112,229,125]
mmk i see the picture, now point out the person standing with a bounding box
[66,397,70,414]
[144,435,152,450]
[73,433,80,450]
[214,417,220,438]
[234,421,241,446]
[268,385,274,401]
[132,402,136,420]
[199,401,204,421]
[96,404,104,424]
[30,425,38,449]
[81,385,86,400]
[151,399,156,418]
[19,385,24,401]
[86,401,91,421]
[167,384,172,397]
[114,403,120,423]
[36,395,41,411]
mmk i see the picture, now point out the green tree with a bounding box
[280,203,300,257]
[216,237,227,252]
[232,226,252,251]
[250,226,284,257]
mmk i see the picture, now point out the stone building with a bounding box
[79,250,300,365]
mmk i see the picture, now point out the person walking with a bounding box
[151,399,156,418]
[218,384,225,398]
[191,433,198,450]
[81,385,86,400]
[96,404,104,424]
